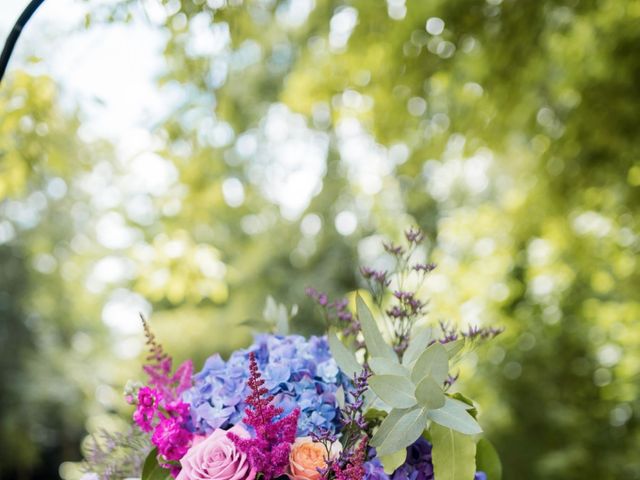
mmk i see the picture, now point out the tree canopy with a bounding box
[0,1,638,479]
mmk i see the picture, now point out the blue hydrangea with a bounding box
[182,334,348,436]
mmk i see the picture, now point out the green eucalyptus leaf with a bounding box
[141,448,171,480]
[476,438,502,480]
[370,356,410,377]
[327,331,361,378]
[275,312,289,335]
[428,398,483,435]
[380,449,407,475]
[375,406,429,456]
[415,375,446,410]
[402,327,433,367]
[444,339,465,359]
[362,389,379,411]
[411,342,449,385]
[263,296,291,335]
[370,408,405,447]
[369,374,417,409]
[239,318,273,331]
[357,294,396,361]
[448,393,478,419]
[431,424,477,480]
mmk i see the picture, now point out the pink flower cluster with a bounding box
[227,352,300,480]
[132,317,195,476]
[133,385,194,476]
[332,439,367,480]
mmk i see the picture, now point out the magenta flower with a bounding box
[133,386,158,433]
[131,318,195,477]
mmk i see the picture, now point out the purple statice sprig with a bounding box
[462,324,505,341]
[360,267,391,306]
[306,287,362,346]
[429,320,504,389]
[362,228,437,359]
[339,367,371,451]
[319,367,371,479]
[436,320,504,346]
[228,351,300,480]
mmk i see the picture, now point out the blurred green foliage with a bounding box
[1,0,639,479]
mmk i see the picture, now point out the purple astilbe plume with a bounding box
[228,351,300,480]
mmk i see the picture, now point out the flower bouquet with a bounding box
[82,230,503,480]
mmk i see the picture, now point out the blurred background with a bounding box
[0,0,639,478]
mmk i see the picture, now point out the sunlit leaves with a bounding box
[431,424,477,480]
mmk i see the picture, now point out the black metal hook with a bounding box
[0,0,46,84]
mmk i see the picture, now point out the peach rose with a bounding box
[289,437,341,480]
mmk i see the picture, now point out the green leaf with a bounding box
[476,438,502,480]
[370,408,405,447]
[275,313,289,335]
[411,342,449,385]
[364,407,388,425]
[415,375,445,410]
[141,448,171,480]
[374,406,429,456]
[428,398,483,435]
[369,374,417,408]
[263,296,290,335]
[357,294,396,361]
[370,356,410,377]
[402,327,433,367]
[327,331,361,378]
[239,318,272,331]
[448,393,478,419]
[444,339,465,359]
[431,424,477,480]
[380,448,407,474]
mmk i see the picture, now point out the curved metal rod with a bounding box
[0,0,46,84]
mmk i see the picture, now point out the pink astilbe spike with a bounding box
[140,314,193,400]
[227,352,300,480]
[332,437,368,480]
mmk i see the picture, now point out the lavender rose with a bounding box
[176,425,256,480]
